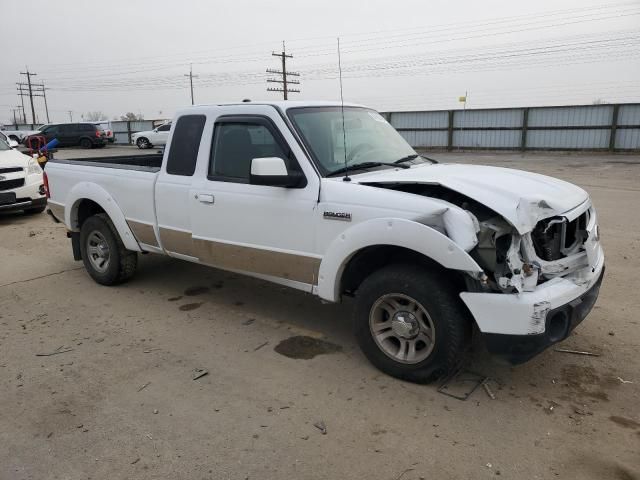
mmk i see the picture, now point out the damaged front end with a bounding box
[472,204,593,294]
[363,181,605,364]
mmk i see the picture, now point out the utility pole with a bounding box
[184,64,198,105]
[39,86,50,123]
[68,111,73,122]
[20,68,37,124]
[17,85,27,123]
[17,80,49,124]
[267,41,300,100]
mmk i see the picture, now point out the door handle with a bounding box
[196,193,214,204]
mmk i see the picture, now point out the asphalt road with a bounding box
[1,147,639,479]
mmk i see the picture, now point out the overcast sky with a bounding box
[1,0,639,124]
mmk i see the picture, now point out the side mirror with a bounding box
[250,157,305,188]
[153,128,158,133]
[8,139,18,148]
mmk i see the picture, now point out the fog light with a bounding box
[38,184,46,195]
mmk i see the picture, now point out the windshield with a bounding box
[288,106,423,176]
[0,137,10,151]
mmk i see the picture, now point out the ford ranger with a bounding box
[44,101,605,383]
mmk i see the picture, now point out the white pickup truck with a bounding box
[45,101,605,383]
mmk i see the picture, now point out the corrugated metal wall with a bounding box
[385,103,640,152]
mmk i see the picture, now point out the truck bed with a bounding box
[48,154,163,172]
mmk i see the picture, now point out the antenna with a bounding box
[337,37,350,182]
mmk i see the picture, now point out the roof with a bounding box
[180,100,367,112]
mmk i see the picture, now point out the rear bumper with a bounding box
[480,267,604,364]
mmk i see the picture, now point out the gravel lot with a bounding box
[1,146,639,480]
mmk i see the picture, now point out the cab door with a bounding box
[189,108,321,288]
[154,114,207,259]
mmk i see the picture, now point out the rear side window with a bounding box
[166,115,206,176]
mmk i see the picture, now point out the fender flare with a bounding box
[65,182,141,252]
[316,217,482,302]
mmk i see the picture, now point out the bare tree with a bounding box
[84,111,108,121]
[120,112,144,121]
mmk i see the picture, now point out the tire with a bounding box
[80,213,137,285]
[136,137,151,149]
[24,205,46,214]
[79,138,93,149]
[353,264,469,383]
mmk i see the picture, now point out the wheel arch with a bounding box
[316,218,482,302]
[65,183,141,252]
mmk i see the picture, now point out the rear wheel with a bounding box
[136,137,151,149]
[353,264,469,383]
[80,213,137,285]
[79,138,93,149]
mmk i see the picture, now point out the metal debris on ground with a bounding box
[253,341,269,351]
[137,382,151,392]
[554,348,600,357]
[394,468,414,480]
[313,420,327,435]
[242,318,255,326]
[616,376,633,384]
[437,369,487,401]
[482,379,496,400]
[36,346,74,357]
[192,368,209,381]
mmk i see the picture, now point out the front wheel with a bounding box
[136,137,151,149]
[80,213,137,285]
[353,264,469,383]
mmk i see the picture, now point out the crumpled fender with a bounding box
[316,217,483,302]
[65,182,141,252]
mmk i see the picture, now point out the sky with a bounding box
[1,0,639,124]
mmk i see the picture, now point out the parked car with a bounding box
[92,121,115,143]
[24,123,108,149]
[131,123,171,149]
[0,125,41,143]
[0,135,46,214]
[0,131,19,148]
[44,101,604,383]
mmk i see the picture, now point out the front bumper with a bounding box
[0,195,47,213]
[479,267,604,364]
[460,239,605,364]
[0,175,46,212]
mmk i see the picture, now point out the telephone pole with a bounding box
[267,41,300,100]
[184,64,198,105]
[68,111,73,122]
[20,68,38,124]
[17,80,49,124]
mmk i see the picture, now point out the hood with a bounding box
[0,149,33,168]
[353,163,589,233]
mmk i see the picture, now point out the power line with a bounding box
[266,41,300,100]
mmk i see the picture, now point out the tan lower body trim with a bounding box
[48,202,64,221]
[158,227,194,256]
[157,227,320,284]
[193,238,321,285]
[127,220,159,247]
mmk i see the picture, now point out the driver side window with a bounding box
[209,122,288,183]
